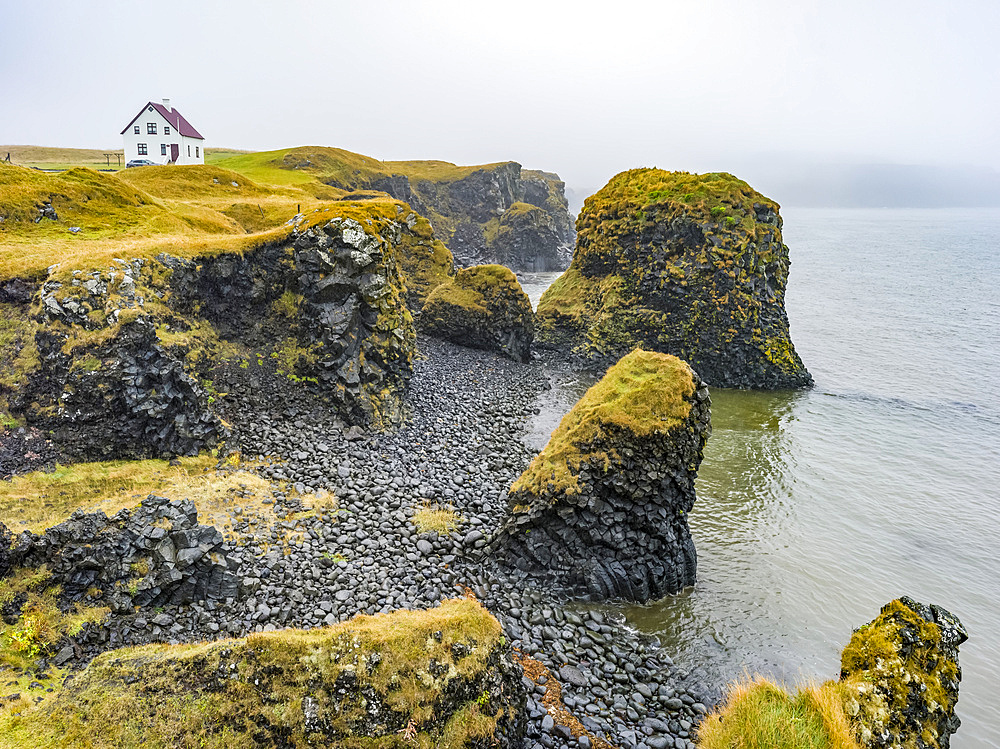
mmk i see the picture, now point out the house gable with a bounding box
[120,102,204,140]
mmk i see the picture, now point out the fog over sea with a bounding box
[519,207,1000,748]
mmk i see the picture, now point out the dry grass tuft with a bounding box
[412,503,462,536]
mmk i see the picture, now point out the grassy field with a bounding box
[2,146,255,173]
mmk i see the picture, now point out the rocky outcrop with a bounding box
[535,169,811,389]
[2,597,527,748]
[9,494,238,611]
[489,349,711,601]
[841,597,967,749]
[421,265,534,362]
[3,203,452,459]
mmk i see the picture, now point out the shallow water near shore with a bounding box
[520,208,1000,747]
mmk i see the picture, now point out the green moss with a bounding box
[839,599,960,746]
[0,598,506,749]
[511,348,695,497]
[0,302,40,392]
[423,264,527,316]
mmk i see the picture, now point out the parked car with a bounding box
[126,159,157,168]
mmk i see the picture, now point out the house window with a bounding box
[164,125,170,135]
[147,122,157,135]
[161,144,167,156]
[137,143,148,155]
[195,146,199,158]
[133,125,140,134]
[187,145,191,157]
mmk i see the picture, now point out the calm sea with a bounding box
[519,207,1000,748]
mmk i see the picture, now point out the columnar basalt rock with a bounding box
[489,349,711,601]
[12,494,238,611]
[841,597,967,749]
[421,265,534,362]
[536,169,811,389]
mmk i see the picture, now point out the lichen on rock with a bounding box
[0,597,526,749]
[840,597,967,749]
[421,264,534,362]
[489,348,711,601]
[535,168,811,389]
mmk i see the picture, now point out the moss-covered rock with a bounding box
[421,265,534,362]
[0,597,526,749]
[840,597,967,749]
[489,349,711,601]
[698,598,967,749]
[535,169,811,389]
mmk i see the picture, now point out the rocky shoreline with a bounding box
[16,336,709,749]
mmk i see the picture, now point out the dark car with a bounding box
[126,159,157,168]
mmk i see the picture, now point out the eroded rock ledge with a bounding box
[489,348,711,601]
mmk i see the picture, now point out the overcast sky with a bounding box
[3,0,998,196]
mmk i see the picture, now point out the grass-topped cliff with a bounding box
[212,146,574,270]
[536,168,811,389]
[0,596,524,749]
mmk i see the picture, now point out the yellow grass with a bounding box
[412,503,462,535]
[697,676,860,749]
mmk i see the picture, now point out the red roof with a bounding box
[120,102,204,140]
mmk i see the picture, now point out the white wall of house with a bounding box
[122,104,204,165]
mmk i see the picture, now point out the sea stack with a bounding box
[489,348,710,601]
[421,264,534,362]
[535,169,811,389]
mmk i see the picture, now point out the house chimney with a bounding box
[163,98,171,112]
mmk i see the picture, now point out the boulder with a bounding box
[841,597,967,748]
[489,348,711,601]
[0,597,527,749]
[421,265,534,362]
[536,169,812,389]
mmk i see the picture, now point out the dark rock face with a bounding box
[0,521,14,579]
[421,265,534,363]
[489,350,711,601]
[841,597,967,749]
[488,202,573,272]
[14,494,238,611]
[29,316,225,461]
[168,216,417,427]
[536,169,811,389]
[345,162,575,273]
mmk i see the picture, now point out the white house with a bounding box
[121,99,205,165]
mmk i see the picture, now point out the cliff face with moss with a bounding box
[0,597,527,749]
[489,349,711,601]
[0,166,459,457]
[214,147,575,272]
[535,169,811,389]
[421,265,534,362]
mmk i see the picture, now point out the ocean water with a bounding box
[518,208,1000,747]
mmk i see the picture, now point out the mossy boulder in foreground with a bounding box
[535,169,811,389]
[421,265,534,362]
[841,597,967,748]
[489,349,710,601]
[0,597,526,749]
[698,597,966,749]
